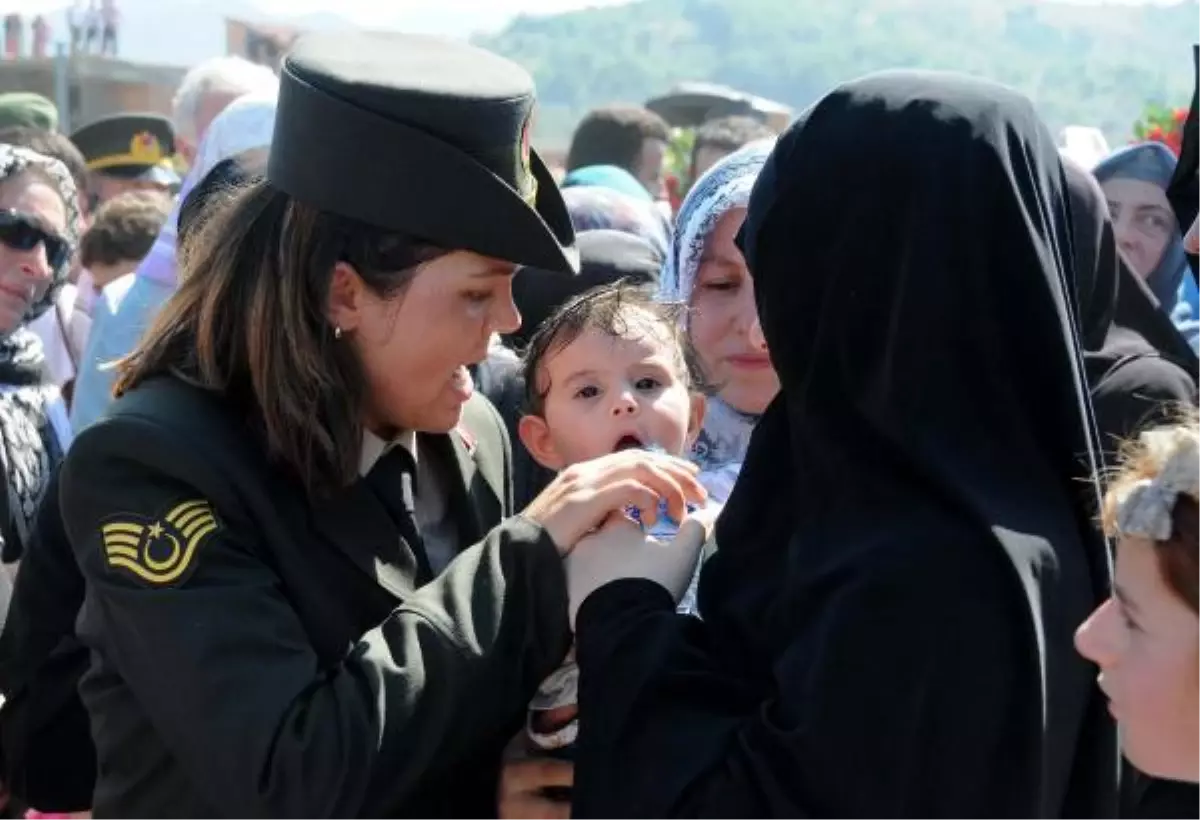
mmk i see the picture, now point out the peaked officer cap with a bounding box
[268,31,578,274]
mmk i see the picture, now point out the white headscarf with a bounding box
[657,139,774,503]
[136,91,277,287]
[657,139,775,303]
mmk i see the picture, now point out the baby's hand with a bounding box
[565,515,710,629]
[683,502,722,538]
[669,502,721,557]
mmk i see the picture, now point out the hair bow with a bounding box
[1114,430,1199,540]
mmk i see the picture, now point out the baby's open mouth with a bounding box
[613,434,644,452]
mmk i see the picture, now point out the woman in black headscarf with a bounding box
[1064,156,1197,458]
[568,71,1117,817]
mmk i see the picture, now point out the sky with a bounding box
[251,0,633,30]
[0,0,1189,33]
[0,0,634,25]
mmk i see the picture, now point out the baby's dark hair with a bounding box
[522,281,703,417]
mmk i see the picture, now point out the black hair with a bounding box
[693,115,775,155]
[177,151,266,248]
[521,280,705,416]
[566,105,670,173]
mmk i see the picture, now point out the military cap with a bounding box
[268,31,578,275]
[0,92,58,131]
[71,113,180,186]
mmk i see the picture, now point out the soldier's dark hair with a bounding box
[116,178,447,495]
[566,105,670,173]
[521,281,703,417]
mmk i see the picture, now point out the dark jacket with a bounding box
[0,468,95,812]
[472,352,555,512]
[57,376,571,817]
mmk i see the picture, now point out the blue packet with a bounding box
[623,443,697,537]
[626,497,697,534]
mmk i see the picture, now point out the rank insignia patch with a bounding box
[101,499,219,586]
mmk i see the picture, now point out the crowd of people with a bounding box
[68,0,119,58]
[2,12,51,61]
[2,2,121,61]
[0,27,1188,819]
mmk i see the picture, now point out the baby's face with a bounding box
[528,312,703,469]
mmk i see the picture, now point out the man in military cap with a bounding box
[70,113,180,209]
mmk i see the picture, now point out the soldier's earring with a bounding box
[334,326,343,340]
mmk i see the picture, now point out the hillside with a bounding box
[476,0,1198,149]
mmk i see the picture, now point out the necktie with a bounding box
[363,446,433,584]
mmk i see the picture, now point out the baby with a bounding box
[516,282,718,756]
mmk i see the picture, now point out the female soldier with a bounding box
[58,32,703,817]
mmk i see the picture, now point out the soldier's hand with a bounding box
[522,450,705,554]
[498,758,573,819]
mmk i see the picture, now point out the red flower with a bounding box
[1149,125,1165,139]
[1175,107,1189,124]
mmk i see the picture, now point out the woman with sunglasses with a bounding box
[0,145,77,616]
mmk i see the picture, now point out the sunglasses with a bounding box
[0,210,71,272]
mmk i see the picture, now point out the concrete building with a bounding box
[0,51,185,134]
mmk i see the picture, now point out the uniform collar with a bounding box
[359,428,418,477]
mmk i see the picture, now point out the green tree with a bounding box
[477,0,1197,151]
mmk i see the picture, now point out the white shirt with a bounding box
[28,282,91,388]
[359,430,457,574]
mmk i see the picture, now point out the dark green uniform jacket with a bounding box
[60,376,571,817]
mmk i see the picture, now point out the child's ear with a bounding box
[685,392,707,447]
[518,414,567,471]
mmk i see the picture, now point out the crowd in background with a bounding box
[0,26,1188,819]
[2,1,120,61]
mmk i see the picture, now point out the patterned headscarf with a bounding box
[562,185,670,258]
[658,138,773,303]
[656,139,773,503]
[0,143,80,559]
[0,143,80,328]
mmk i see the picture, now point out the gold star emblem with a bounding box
[147,522,164,539]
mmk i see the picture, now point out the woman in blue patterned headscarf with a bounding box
[657,138,775,504]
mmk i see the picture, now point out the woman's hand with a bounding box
[522,450,705,554]
[563,511,714,628]
[498,758,573,820]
